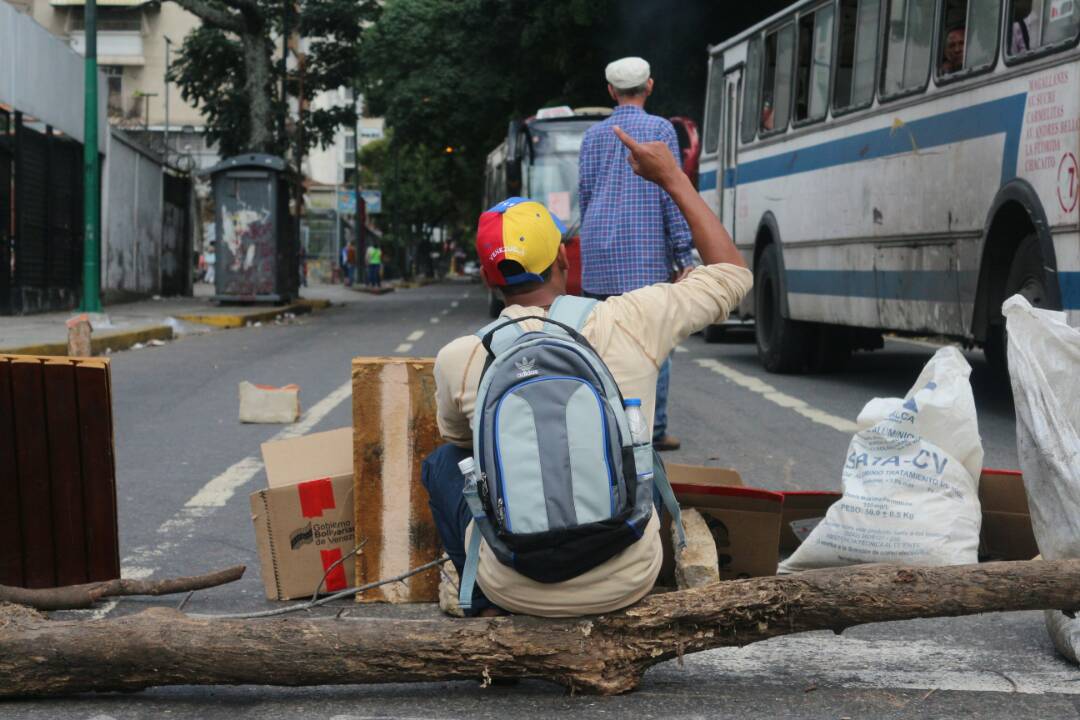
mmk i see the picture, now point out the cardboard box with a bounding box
[250,428,355,600]
[661,464,785,583]
[773,469,1039,561]
[978,469,1039,561]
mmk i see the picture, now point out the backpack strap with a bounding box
[547,295,598,334]
[652,449,686,549]
[459,472,496,613]
[475,316,524,356]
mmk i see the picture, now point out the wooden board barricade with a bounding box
[352,357,441,603]
[0,355,120,588]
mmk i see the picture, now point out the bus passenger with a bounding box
[941,26,966,74]
[1011,0,1038,54]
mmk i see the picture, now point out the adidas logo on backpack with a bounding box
[457,296,685,611]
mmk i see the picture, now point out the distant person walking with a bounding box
[365,243,383,288]
[578,56,693,451]
[346,241,358,287]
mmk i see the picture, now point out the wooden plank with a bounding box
[74,360,120,582]
[43,360,88,586]
[352,357,441,603]
[10,358,55,588]
[0,358,25,587]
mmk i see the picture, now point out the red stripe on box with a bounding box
[320,548,347,592]
[298,478,336,518]
[671,483,784,503]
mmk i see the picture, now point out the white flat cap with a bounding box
[605,57,650,90]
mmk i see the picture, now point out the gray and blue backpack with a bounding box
[459,295,685,611]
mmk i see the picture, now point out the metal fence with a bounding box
[0,113,85,315]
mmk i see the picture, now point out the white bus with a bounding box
[698,0,1079,374]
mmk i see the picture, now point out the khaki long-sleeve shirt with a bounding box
[434,262,753,616]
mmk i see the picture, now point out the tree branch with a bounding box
[0,565,246,611]
[0,559,1078,697]
[169,0,244,33]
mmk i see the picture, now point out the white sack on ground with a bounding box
[779,346,984,574]
[1003,295,1080,664]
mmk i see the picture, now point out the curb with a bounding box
[0,324,175,357]
[175,298,333,329]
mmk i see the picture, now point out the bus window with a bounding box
[881,0,935,98]
[741,36,763,143]
[834,0,881,111]
[795,4,835,123]
[704,56,724,155]
[938,0,1000,77]
[761,23,795,134]
[1008,0,1080,57]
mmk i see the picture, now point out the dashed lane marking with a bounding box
[394,343,413,353]
[120,380,353,583]
[450,301,459,308]
[694,357,859,433]
[441,309,450,315]
[674,345,689,353]
[406,330,425,342]
[430,317,440,324]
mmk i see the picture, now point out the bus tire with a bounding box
[755,244,811,373]
[984,233,1050,375]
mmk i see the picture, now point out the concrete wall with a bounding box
[102,128,164,295]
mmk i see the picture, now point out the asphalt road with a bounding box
[5,281,1077,720]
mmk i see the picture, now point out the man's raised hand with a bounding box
[613,126,682,188]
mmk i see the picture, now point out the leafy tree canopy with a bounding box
[169,0,379,157]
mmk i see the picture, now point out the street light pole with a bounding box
[164,35,171,160]
[81,0,101,312]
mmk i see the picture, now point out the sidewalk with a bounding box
[0,282,356,356]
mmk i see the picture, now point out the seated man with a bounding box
[424,126,751,617]
[941,26,965,74]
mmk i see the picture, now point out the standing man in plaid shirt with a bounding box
[578,56,693,451]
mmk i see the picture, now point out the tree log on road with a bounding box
[1,559,1078,697]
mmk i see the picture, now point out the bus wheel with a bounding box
[984,233,1048,375]
[755,244,810,373]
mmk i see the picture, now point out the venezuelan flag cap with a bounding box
[476,197,567,286]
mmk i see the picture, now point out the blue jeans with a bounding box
[420,444,497,616]
[367,264,381,287]
[653,356,671,442]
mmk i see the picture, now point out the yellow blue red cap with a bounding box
[476,197,567,286]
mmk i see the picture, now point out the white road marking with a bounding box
[430,317,440,324]
[119,380,353,587]
[682,634,1080,695]
[450,301,459,308]
[406,330,425,342]
[461,292,470,298]
[441,309,450,315]
[394,343,413,354]
[674,345,689,353]
[695,357,858,433]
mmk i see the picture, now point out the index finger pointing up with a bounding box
[613,125,641,152]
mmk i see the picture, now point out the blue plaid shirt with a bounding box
[578,105,693,295]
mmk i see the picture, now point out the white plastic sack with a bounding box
[779,346,984,573]
[1003,295,1080,664]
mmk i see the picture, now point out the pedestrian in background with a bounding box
[346,241,358,287]
[578,56,693,451]
[365,242,383,289]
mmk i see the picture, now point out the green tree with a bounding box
[169,0,379,156]
[359,0,787,229]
